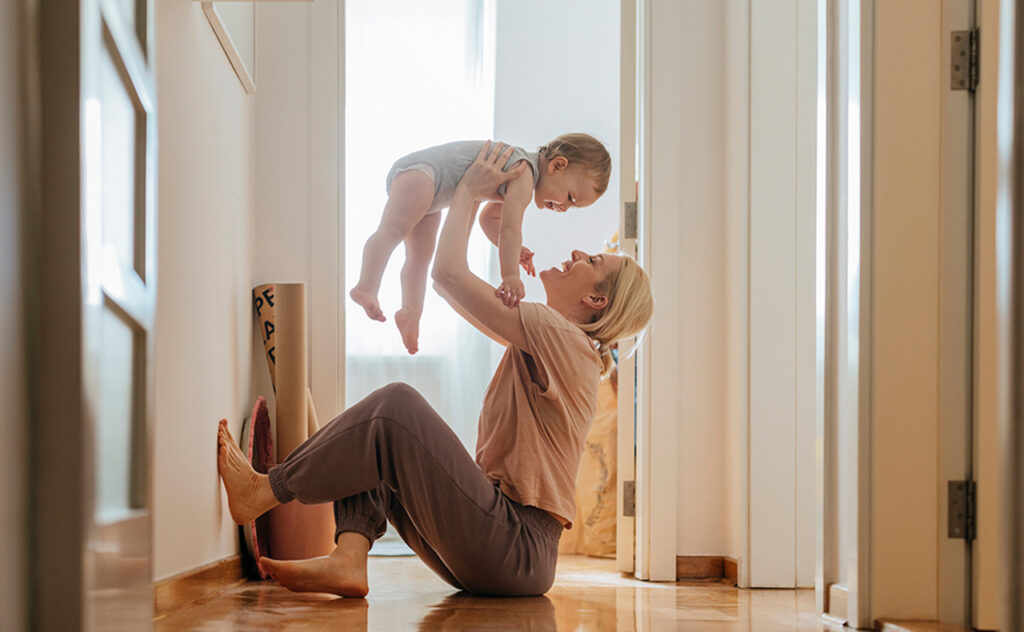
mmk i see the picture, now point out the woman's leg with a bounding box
[394,211,441,354]
[261,382,560,596]
[350,170,435,322]
[263,484,466,596]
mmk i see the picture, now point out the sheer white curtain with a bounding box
[345,0,498,456]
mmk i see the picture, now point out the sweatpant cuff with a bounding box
[267,464,295,504]
[335,514,380,547]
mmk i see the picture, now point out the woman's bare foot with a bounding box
[217,419,278,524]
[394,307,420,355]
[262,533,370,597]
[350,287,386,322]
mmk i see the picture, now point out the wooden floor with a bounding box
[154,555,840,631]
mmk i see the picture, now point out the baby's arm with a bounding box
[479,202,503,247]
[495,172,534,307]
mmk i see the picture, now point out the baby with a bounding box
[350,134,612,354]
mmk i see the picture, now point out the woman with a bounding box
[217,142,654,597]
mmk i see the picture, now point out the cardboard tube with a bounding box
[253,283,309,462]
[253,283,333,560]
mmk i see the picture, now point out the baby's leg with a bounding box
[350,170,435,321]
[395,211,441,354]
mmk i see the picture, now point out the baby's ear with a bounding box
[548,155,569,174]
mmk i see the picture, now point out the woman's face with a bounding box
[539,250,622,308]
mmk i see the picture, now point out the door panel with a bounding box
[81,0,157,628]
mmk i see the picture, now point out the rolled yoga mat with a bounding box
[253,282,334,560]
[240,396,274,578]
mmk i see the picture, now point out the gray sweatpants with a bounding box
[267,382,564,596]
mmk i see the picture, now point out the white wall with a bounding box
[493,0,621,293]
[747,0,817,587]
[661,0,729,559]
[153,1,255,580]
[152,0,341,583]
[253,1,342,437]
[0,0,27,626]
[640,0,815,585]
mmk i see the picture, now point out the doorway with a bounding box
[343,0,623,556]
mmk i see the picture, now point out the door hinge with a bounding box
[951,28,979,92]
[948,480,976,541]
[623,201,638,240]
[623,480,636,517]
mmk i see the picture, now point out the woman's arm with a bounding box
[432,280,509,346]
[432,143,530,350]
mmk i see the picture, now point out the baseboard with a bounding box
[153,554,246,619]
[723,557,738,585]
[827,583,848,624]
[675,556,738,585]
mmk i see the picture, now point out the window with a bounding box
[345,0,497,455]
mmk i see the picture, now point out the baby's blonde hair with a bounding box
[538,133,612,196]
[578,255,654,377]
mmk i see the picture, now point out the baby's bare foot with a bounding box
[217,419,277,524]
[261,552,369,598]
[350,288,386,322]
[394,308,420,355]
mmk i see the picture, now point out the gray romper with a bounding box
[386,140,540,214]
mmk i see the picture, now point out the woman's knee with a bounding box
[366,382,432,421]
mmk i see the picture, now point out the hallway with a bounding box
[155,556,827,631]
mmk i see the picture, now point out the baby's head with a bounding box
[534,133,611,213]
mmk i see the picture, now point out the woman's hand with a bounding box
[457,141,530,202]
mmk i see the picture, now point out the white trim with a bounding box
[635,0,679,582]
[844,0,874,626]
[201,2,256,95]
[616,0,637,576]
[308,0,342,421]
[749,0,800,587]
[795,0,820,591]
[724,0,752,589]
[815,0,835,613]
[828,0,874,625]
[998,0,1024,627]
[937,0,975,624]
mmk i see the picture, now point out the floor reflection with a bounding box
[155,555,841,631]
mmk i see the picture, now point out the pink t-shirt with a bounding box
[475,302,602,527]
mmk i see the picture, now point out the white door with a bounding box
[82,0,158,628]
[33,0,158,628]
[616,0,638,575]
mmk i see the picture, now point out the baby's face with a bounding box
[534,163,601,213]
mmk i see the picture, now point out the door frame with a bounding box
[616,0,638,575]
[30,1,89,627]
[998,0,1024,627]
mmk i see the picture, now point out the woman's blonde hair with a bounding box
[578,255,655,377]
[538,133,612,196]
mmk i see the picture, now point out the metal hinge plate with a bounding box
[623,480,636,517]
[623,202,638,240]
[948,480,976,540]
[951,29,979,92]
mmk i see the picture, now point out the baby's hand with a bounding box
[519,247,536,277]
[496,276,525,307]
